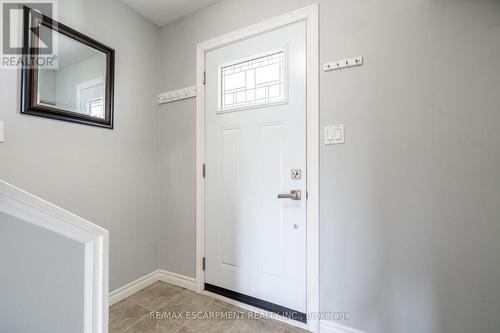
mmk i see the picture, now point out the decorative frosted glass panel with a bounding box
[219,51,286,112]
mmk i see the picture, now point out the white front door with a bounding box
[204,21,307,315]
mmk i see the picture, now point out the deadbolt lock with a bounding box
[291,169,301,180]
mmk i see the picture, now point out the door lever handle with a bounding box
[277,190,301,200]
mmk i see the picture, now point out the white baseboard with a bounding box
[320,320,366,333]
[157,269,196,291]
[109,270,196,306]
[109,271,161,306]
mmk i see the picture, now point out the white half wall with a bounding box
[0,180,108,333]
[0,212,85,333]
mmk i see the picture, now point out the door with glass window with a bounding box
[204,20,307,319]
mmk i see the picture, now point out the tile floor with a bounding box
[109,281,308,333]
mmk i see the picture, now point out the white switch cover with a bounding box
[325,125,344,145]
[0,121,4,143]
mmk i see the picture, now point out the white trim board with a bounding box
[320,320,367,333]
[0,180,109,333]
[109,269,196,306]
[195,4,319,333]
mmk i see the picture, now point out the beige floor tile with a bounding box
[260,316,308,333]
[211,299,304,332]
[211,298,248,313]
[229,318,285,333]
[128,281,184,310]
[110,282,308,333]
[276,322,309,333]
[123,316,183,333]
[175,327,197,333]
[109,299,150,333]
[156,291,213,324]
[281,327,309,333]
[182,290,216,304]
[184,303,241,333]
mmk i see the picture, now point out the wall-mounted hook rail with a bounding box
[323,56,363,72]
[158,86,197,104]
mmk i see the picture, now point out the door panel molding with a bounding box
[196,4,319,332]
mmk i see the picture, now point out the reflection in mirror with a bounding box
[37,25,107,119]
[21,7,114,128]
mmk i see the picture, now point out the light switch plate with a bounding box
[0,121,4,143]
[325,125,345,145]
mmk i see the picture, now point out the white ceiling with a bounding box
[121,0,220,27]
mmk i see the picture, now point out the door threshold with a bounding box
[201,290,310,331]
[204,283,307,323]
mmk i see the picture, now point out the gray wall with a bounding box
[159,98,197,277]
[0,212,85,333]
[157,0,500,332]
[0,0,160,291]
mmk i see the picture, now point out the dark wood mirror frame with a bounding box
[20,7,115,129]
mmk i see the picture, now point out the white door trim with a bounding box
[195,4,319,332]
[0,179,109,333]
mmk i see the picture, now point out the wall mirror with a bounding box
[21,7,115,128]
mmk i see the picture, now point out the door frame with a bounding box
[195,4,319,332]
